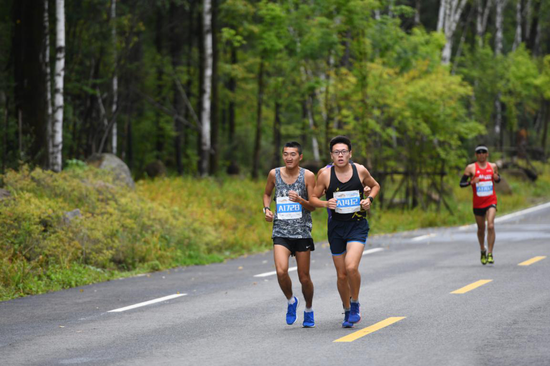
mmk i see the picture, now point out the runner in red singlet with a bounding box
[460,145,501,265]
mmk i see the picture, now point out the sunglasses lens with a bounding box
[476,150,487,154]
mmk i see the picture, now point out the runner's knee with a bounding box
[298,270,311,284]
[345,265,359,277]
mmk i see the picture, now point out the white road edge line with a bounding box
[254,267,297,278]
[458,201,550,230]
[108,294,187,313]
[411,233,436,241]
[363,248,384,255]
[495,201,550,223]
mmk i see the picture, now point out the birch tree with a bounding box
[439,0,468,64]
[43,0,53,169]
[476,0,492,47]
[200,0,213,177]
[51,0,65,172]
[494,0,508,140]
[111,0,118,155]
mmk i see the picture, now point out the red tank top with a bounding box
[472,162,497,208]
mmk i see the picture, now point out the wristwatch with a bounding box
[367,196,374,203]
[263,207,271,214]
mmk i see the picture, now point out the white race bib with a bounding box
[476,181,494,197]
[334,190,361,214]
[276,197,302,220]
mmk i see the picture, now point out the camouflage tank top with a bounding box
[272,167,312,239]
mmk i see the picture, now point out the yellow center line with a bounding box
[333,317,406,343]
[451,280,492,294]
[518,256,546,266]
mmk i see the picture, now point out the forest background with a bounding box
[1,0,550,300]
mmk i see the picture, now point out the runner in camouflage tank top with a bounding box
[272,167,312,239]
[262,142,317,328]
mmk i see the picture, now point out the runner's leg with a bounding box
[332,254,350,309]
[486,207,497,253]
[344,242,364,301]
[475,214,486,251]
[295,250,313,309]
[273,245,293,300]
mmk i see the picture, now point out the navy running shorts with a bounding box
[473,204,497,217]
[327,219,369,255]
[273,237,315,256]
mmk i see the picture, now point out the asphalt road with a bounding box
[1,203,549,366]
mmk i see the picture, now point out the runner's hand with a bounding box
[288,190,301,203]
[326,198,337,210]
[471,177,480,184]
[360,199,371,211]
[265,209,274,222]
[364,185,371,195]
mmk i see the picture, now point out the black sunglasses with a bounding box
[476,150,488,154]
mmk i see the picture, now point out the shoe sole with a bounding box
[303,324,315,328]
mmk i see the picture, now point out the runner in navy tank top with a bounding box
[310,136,380,328]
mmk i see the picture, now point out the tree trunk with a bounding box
[415,0,421,26]
[228,44,237,147]
[494,0,507,56]
[526,0,540,52]
[44,0,53,169]
[306,94,321,163]
[155,6,165,160]
[252,59,264,180]
[200,0,213,177]
[476,0,492,47]
[13,0,48,166]
[111,0,118,155]
[209,0,219,175]
[542,100,550,155]
[169,0,185,175]
[51,0,65,172]
[440,0,468,64]
[494,0,507,144]
[272,101,281,169]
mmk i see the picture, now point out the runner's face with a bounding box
[476,150,488,163]
[331,143,351,167]
[282,147,302,168]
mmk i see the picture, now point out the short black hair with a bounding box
[283,141,302,155]
[329,135,351,152]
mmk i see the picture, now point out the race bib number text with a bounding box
[334,190,361,214]
[476,181,494,197]
[276,197,302,220]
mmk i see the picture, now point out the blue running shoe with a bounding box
[286,297,298,325]
[349,302,361,324]
[342,310,354,328]
[303,311,315,328]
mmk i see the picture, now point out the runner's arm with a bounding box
[359,166,380,199]
[310,169,332,208]
[263,170,276,221]
[460,165,474,188]
[298,170,316,212]
[358,166,380,210]
[492,163,501,183]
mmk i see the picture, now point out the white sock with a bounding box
[288,297,296,305]
[305,307,313,313]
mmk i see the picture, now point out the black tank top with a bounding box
[326,164,366,221]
